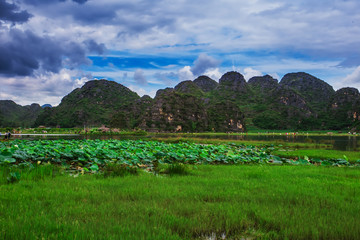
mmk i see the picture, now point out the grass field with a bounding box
[4,127,360,137]
[151,137,332,149]
[153,131,360,137]
[1,165,359,239]
[272,149,360,162]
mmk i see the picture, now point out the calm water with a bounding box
[9,133,360,151]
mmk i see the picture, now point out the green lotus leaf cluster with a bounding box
[0,140,353,173]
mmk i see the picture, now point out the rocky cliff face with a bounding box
[210,71,252,105]
[280,72,335,112]
[326,87,360,130]
[3,71,360,131]
[133,83,246,132]
[174,80,204,96]
[248,75,278,95]
[271,85,312,117]
[331,87,360,109]
[218,71,249,92]
[247,76,314,129]
[137,89,209,132]
[207,101,245,132]
[193,75,218,92]
[128,74,246,132]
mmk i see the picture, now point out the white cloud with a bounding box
[334,66,360,90]
[178,66,194,81]
[203,68,222,81]
[3,0,360,105]
[269,73,280,80]
[127,85,157,98]
[343,66,360,83]
[16,0,360,58]
[243,67,263,81]
[0,69,91,106]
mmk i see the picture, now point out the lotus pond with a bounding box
[9,132,360,151]
[1,165,360,239]
[1,139,358,182]
[1,139,360,239]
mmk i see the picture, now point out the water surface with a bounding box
[9,133,360,151]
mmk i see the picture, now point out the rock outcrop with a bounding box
[193,75,218,92]
[280,72,335,112]
[2,71,360,131]
[174,80,204,96]
[248,75,278,95]
[218,71,248,93]
[326,87,360,130]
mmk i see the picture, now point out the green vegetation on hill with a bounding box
[137,88,245,132]
[2,71,360,132]
[0,101,42,128]
[280,72,335,112]
[35,79,140,128]
[326,87,360,130]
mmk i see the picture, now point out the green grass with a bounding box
[1,165,359,239]
[153,131,359,137]
[5,127,360,136]
[273,149,360,163]
[0,164,61,184]
[151,137,331,149]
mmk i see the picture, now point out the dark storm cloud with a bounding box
[72,4,117,24]
[190,54,220,76]
[0,29,104,76]
[72,0,87,4]
[117,15,176,38]
[22,0,87,5]
[0,0,32,24]
[22,0,64,5]
[83,39,106,55]
[70,2,176,32]
[21,0,122,25]
[21,0,176,35]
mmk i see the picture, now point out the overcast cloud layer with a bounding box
[1,0,360,105]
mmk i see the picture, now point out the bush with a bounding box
[155,163,190,176]
[102,163,138,178]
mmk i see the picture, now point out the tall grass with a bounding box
[273,149,360,162]
[0,164,60,184]
[1,165,359,239]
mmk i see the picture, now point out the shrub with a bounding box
[103,163,138,178]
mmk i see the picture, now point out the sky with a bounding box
[1,0,360,106]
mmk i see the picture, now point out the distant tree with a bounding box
[34,107,54,127]
[253,111,284,129]
[0,112,3,127]
[110,112,130,129]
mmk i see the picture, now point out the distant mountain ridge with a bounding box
[0,101,42,128]
[41,104,52,108]
[1,72,360,132]
[34,79,140,127]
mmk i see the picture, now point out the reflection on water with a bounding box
[153,134,359,151]
[10,133,360,151]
